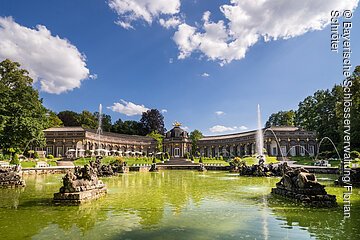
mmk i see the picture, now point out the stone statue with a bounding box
[272,167,337,207]
[54,164,107,204]
[0,165,25,188]
[198,163,207,172]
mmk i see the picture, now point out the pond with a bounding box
[0,171,359,239]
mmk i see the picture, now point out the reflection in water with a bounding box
[0,172,359,239]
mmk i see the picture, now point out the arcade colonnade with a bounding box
[42,127,157,158]
[198,127,317,158]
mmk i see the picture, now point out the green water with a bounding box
[0,171,359,240]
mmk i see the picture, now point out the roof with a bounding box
[166,126,188,138]
[44,127,155,142]
[44,127,85,132]
[199,126,311,141]
[86,128,154,141]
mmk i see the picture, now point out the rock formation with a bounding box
[0,165,25,188]
[53,164,107,205]
[271,167,337,207]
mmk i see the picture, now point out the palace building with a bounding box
[41,124,317,159]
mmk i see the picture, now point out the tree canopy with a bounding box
[140,109,166,135]
[0,59,47,151]
[265,110,296,128]
[147,131,164,152]
[190,129,203,155]
[266,66,360,153]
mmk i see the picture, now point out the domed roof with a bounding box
[166,126,189,138]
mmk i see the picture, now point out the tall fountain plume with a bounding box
[256,104,265,160]
[96,104,103,148]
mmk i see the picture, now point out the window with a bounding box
[280,146,286,156]
[272,147,277,156]
[300,146,305,156]
[56,147,63,157]
[309,145,315,156]
[290,147,296,156]
[46,147,53,155]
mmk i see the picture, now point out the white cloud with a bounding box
[215,111,224,116]
[182,126,189,131]
[161,109,168,113]
[159,16,182,29]
[115,20,134,30]
[201,72,210,77]
[239,125,248,131]
[209,125,248,133]
[109,0,181,29]
[0,17,90,94]
[209,125,236,133]
[174,0,359,64]
[108,99,149,116]
[89,74,98,80]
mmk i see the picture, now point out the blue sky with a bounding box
[0,0,359,135]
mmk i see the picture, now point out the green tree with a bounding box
[265,110,296,128]
[45,110,63,128]
[94,112,112,132]
[140,109,166,135]
[0,59,47,150]
[112,119,144,135]
[57,110,80,126]
[78,110,97,129]
[147,131,164,152]
[111,118,124,133]
[190,129,203,155]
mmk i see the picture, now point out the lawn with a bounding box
[289,156,341,167]
[73,156,161,166]
[19,158,60,168]
[241,156,279,165]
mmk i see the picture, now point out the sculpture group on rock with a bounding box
[54,163,107,204]
[230,157,291,177]
[271,167,337,207]
[90,157,128,177]
[0,165,25,188]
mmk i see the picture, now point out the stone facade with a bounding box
[197,126,317,158]
[163,124,191,158]
[40,126,317,158]
[41,127,157,158]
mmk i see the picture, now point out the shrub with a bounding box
[318,151,333,159]
[350,151,360,159]
[47,154,54,159]
[34,151,39,159]
[160,154,164,161]
[165,152,170,159]
[10,154,20,165]
[219,156,223,161]
[184,152,190,159]
[199,156,203,163]
[191,155,194,161]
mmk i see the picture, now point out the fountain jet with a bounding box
[256,104,265,162]
[96,104,103,152]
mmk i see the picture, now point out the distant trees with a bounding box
[147,131,164,152]
[265,110,296,128]
[190,130,203,155]
[58,110,79,126]
[45,111,63,128]
[55,108,167,137]
[140,109,166,135]
[111,119,144,135]
[266,65,360,152]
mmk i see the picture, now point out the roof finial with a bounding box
[173,121,182,127]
